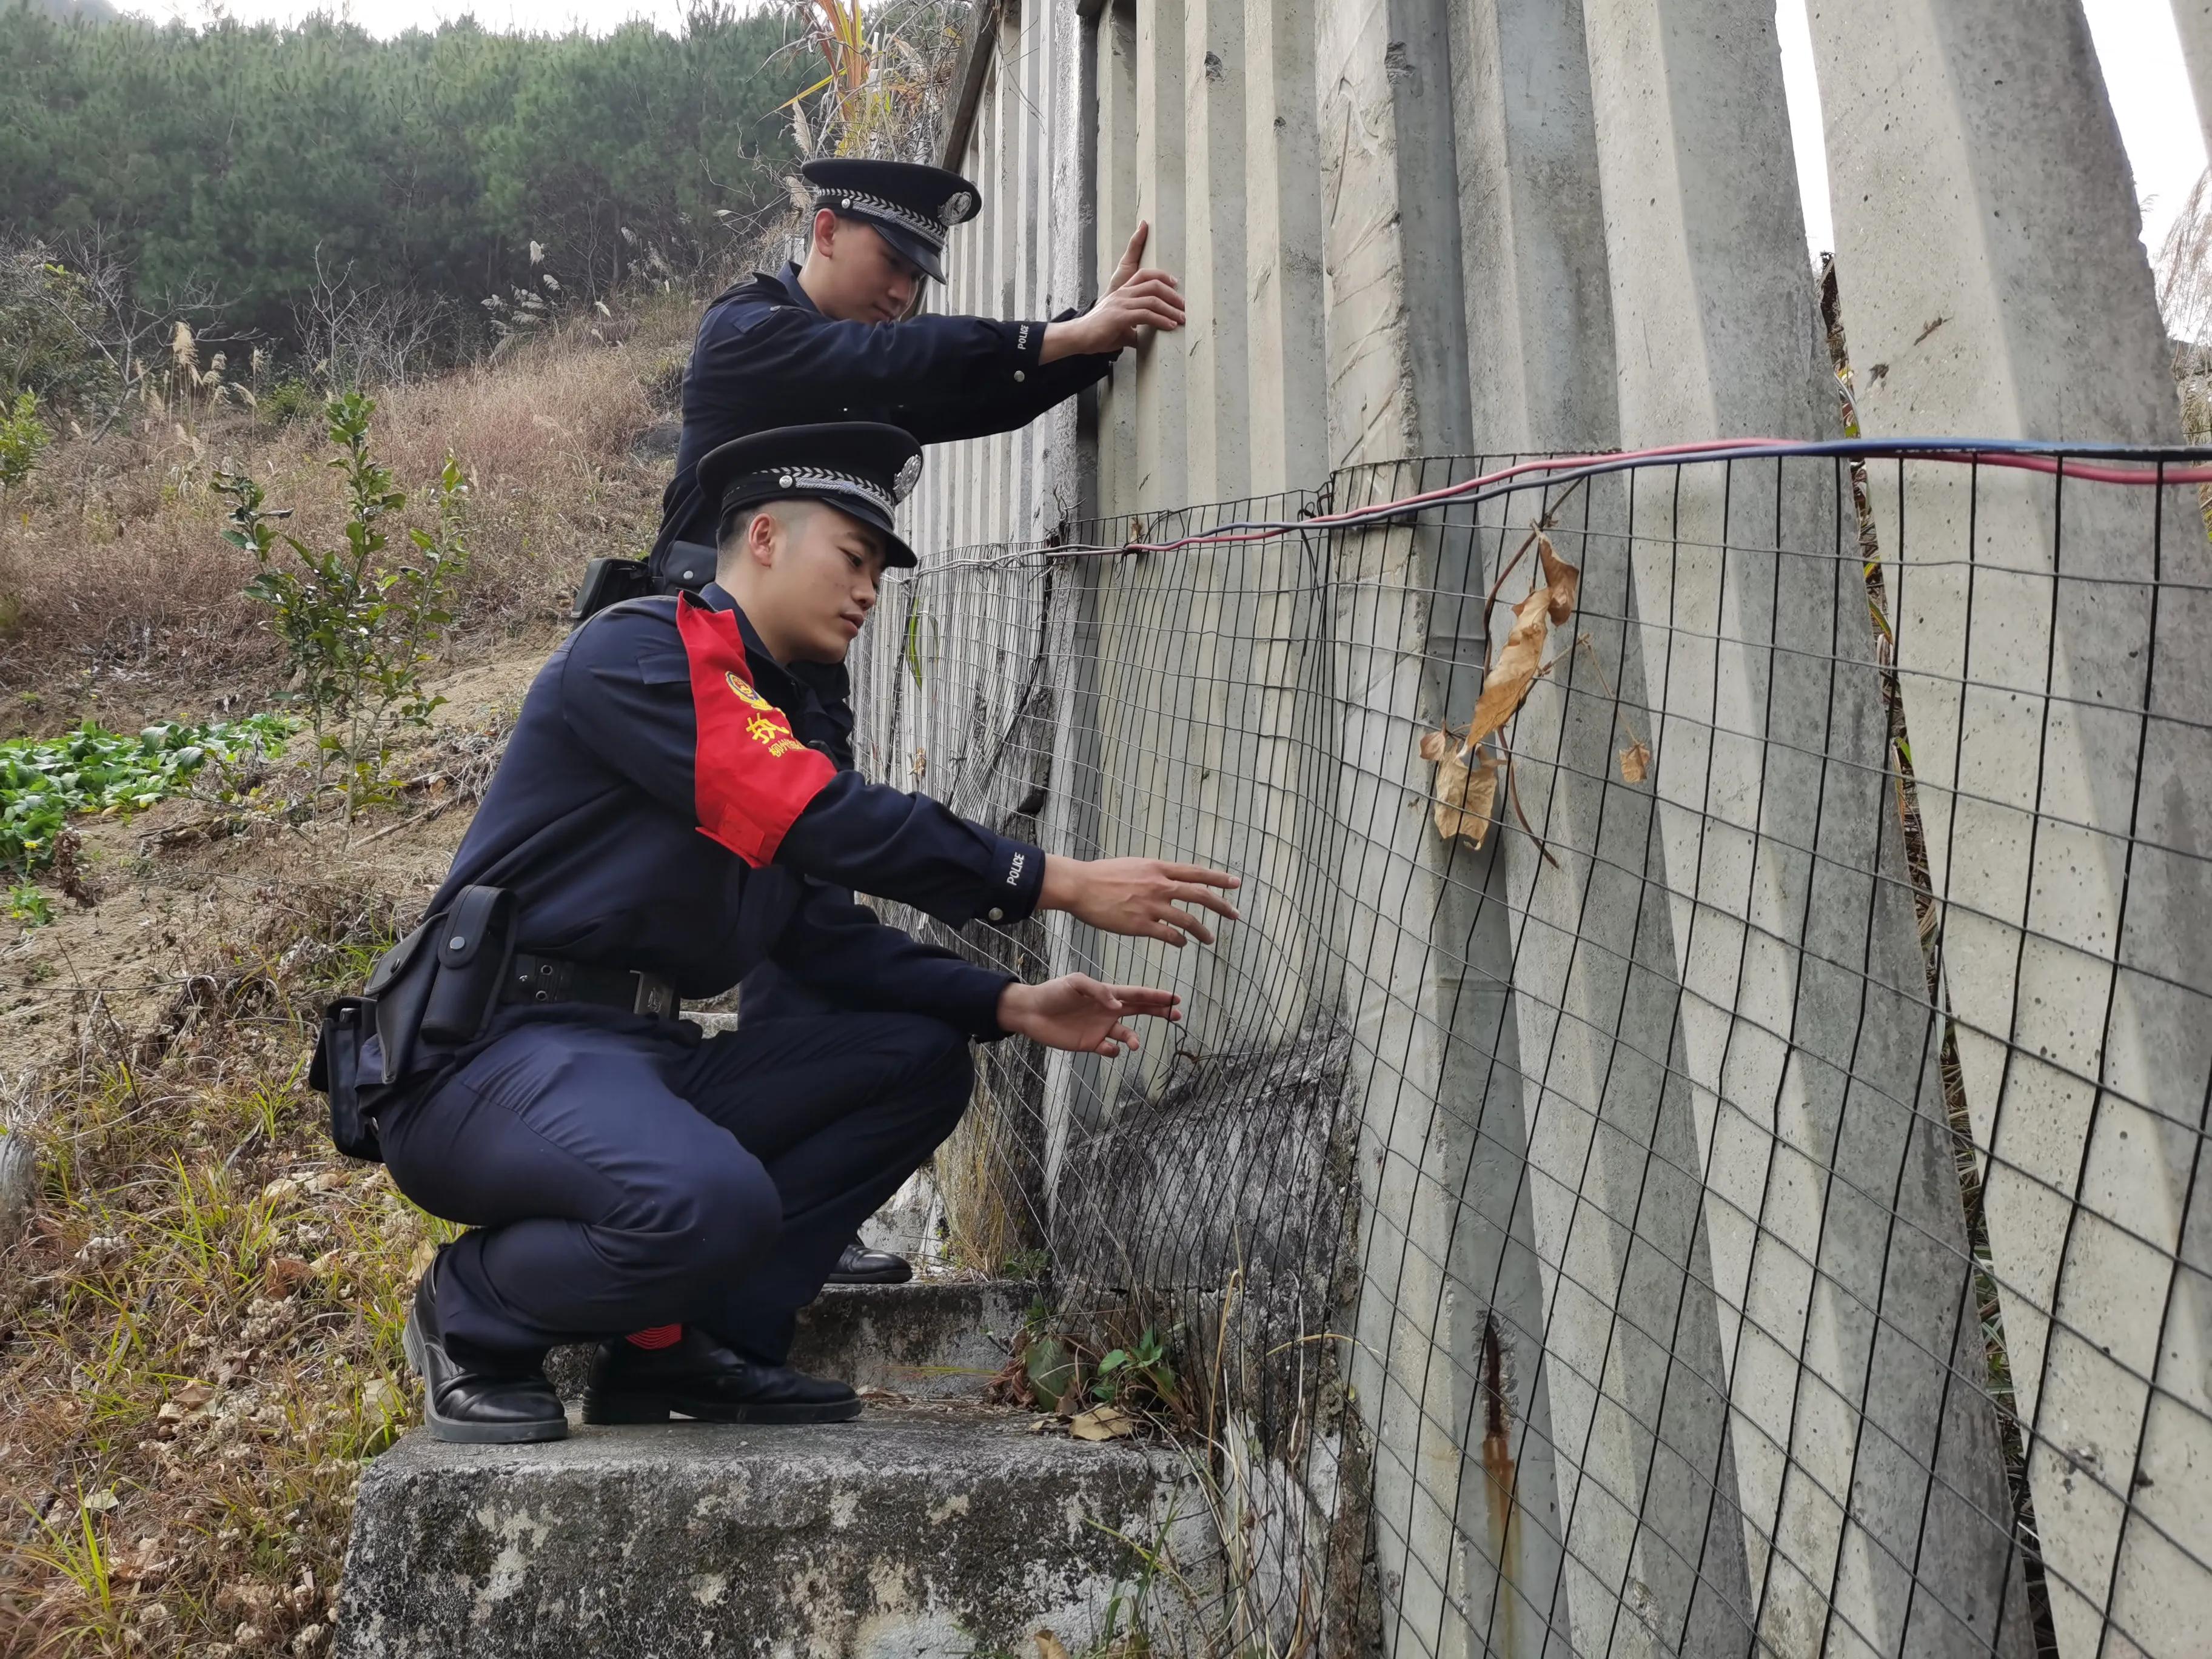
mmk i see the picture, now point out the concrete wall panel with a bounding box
[1806,4,2211,1651]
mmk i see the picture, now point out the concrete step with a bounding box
[334,1402,1202,1658]
[540,1279,1039,1403]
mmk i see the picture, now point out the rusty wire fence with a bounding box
[855,446,2212,1659]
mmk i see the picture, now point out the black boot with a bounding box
[825,1234,913,1285]
[401,1266,567,1444]
[582,1326,862,1425]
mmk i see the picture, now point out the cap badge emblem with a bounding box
[893,454,923,502]
[943,190,975,221]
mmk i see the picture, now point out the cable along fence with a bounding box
[854,443,2212,1659]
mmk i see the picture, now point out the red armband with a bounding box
[675,595,836,867]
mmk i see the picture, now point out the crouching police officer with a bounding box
[315,423,1239,1443]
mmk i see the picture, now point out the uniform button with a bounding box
[1013,370,1026,383]
[987,907,1005,923]
[448,935,466,950]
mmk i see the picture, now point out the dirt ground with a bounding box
[3,648,542,1087]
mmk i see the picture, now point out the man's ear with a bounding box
[811,207,840,261]
[745,506,782,568]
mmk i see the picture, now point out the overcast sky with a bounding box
[141,0,2210,266]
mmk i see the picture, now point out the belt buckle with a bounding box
[631,973,675,1019]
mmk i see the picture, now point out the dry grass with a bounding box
[0,873,450,1659]
[0,298,696,739]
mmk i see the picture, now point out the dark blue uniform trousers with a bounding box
[376,1011,972,1364]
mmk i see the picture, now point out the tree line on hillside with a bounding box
[0,1,828,403]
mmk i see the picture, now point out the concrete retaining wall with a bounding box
[872,2,2212,1654]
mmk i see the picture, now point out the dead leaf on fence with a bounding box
[1421,729,1500,847]
[1469,587,1555,745]
[1618,740,1652,784]
[1068,1404,1138,1441]
[1538,535,1581,626]
[1034,1633,1072,1659]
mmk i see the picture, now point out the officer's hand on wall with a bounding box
[1038,856,1240,947]
[1104,221,1162,297]
[996,975,1181,1057]
[1042,223,1185,361]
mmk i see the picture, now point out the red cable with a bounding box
[1073,439,2212,557]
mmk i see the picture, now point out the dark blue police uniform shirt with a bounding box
[423,581,1045,1044]
[652,263,1116,558]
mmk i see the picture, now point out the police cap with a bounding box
[800,158,982,284]
[698,422,924,569]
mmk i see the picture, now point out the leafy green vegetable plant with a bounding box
[0,715,293,875]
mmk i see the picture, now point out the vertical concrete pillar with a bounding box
[1094,0,1141,518]
[1445,0,1619,454]
[2175,2,2212,166]
[1133,0,1187,509]
[1241,0,1327,496]
[991,8,1020,540]
[1315,0,1473,467]
[1315,5,1583,1655]
[1575,1,2028,1653]
[1806,4,2212,1653]
[1182,0,1249,504]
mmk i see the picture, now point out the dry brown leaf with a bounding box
[1068,1404,1138,1441]
[1538,535,1581,626]
[1619,740,1651,784]
[258,1178,301,1206]
[174,1382,215,1409]
[1470,587,1553,745]
[264,1256,313,1298]
[1034,1634,1071,1659]
[1423,733,1500,847]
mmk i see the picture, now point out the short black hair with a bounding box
[715,496,819,554]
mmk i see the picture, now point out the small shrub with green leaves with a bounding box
[258,375,318,426]
[0,714,295,874]
[8,882,53,926]
[1,387,52,490]
[215,392,469,821]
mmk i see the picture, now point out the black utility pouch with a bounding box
[420,885,517,1045]
[310,998,381,1162]
[570,555,654,626]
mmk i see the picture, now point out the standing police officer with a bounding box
[648,157,1184,589]
[354,423,1239,1441]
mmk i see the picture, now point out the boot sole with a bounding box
[580,1393,863,1426]
[403,1306,569,1445]
[825,1264,914,1285]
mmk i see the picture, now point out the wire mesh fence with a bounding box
[859,446,2212,1659]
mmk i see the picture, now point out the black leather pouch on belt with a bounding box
[308,884,514,1161]
[420,885,517,1045]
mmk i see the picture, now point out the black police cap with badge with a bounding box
[801,158,982,285]
[698,421,925,569]
[572,423,925,623]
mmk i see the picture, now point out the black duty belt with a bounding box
[503,953,680,1019]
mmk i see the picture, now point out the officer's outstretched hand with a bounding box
[999,976,1181,1059]
[1042,221,1185,361]
[1040,856,1241,947]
